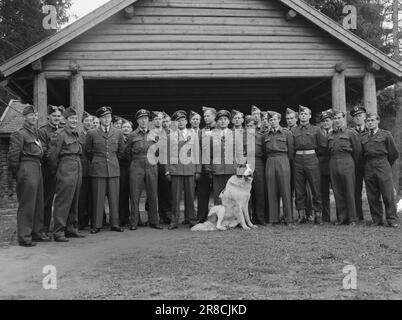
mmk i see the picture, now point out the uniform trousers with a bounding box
[16,160,44,244]
[92,177,120,229]
[53,158,82,238]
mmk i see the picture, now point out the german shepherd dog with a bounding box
[191,164,257,231]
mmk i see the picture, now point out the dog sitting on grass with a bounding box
[191,164,257,231]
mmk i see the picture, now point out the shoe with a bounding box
[90,228,101,234]
[129,226,138,231]
[370,221,383,227]
[296,210,307,225]
[111,227,124,232]
[168,224,178,230]
[54,236,69,243]
[19,241,37,247]
[150,224,163,230]
[389,223,399,228]
[65,231,86,238]
[32,234,51,242]
[315,212,323,225]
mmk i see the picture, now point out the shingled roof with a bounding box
[0,100,27,136]
[0,0,401,79]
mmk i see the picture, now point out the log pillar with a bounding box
[332,63,347,113]
[33,72,48,128]
[363,71,378,114]
[70,60,84,124]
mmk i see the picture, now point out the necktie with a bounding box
[104,127,108,134]
[370,130,374,137]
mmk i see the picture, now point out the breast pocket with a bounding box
[338,136,351,148]
[65,136,80,153]
[276,136,288,151]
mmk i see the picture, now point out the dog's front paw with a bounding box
[242,226,251,231]
[217,226,227,231]
[250,225,258,229]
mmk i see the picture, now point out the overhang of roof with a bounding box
[0,0,401,79]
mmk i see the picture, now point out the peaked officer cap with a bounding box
[216,110,231,121]
[172,110,188,121]
[350,106,367,117]
[95,106,112,118]
[320,109,333,122]
[135,109,150,120]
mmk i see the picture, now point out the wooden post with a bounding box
[33,72,47,128]
[363,71,378,114]
[332,63,346,113]
[70,72,84,125]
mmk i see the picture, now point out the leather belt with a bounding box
[296,150,315,155]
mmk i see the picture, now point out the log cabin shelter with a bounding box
[1,0,402,126]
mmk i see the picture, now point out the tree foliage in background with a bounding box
[0,0,72,112]
[305,0,397,55]
[0,0,72,62]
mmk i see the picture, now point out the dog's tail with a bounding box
[191,221,216,232]
[191,205,224,232]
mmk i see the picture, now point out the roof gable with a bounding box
[0,100,27,135]
[0,0,401,78]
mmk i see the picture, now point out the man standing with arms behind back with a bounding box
[351,106,369,222]
[197,107,216,223]
[362,114,399,228]
[39,105,63,235]
[85,106,125,234]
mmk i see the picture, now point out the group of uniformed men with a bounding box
[7,102,399,247]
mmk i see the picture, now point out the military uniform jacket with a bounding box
[124,128,158,167]
[48,126,82,175]
[291,123,327,154]
[165,129,201,176]
[200,123,215,172]
[84,126,125,178]
[38,123,59,166]
[318,128,332,175]
[328,127,361,164]
[243,129,265,160]
[353,125,369,165]
[263,127,294,160]
[204,128,237,175]
[78,131,91,177]
[8,121,44,174]
[361,129,399,166]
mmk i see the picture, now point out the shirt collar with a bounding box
[300,122,310,129]
[101,124,111,132]
[335,125,346,133]
[270,126,283,133]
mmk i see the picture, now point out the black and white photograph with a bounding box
[1,0,402,303]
